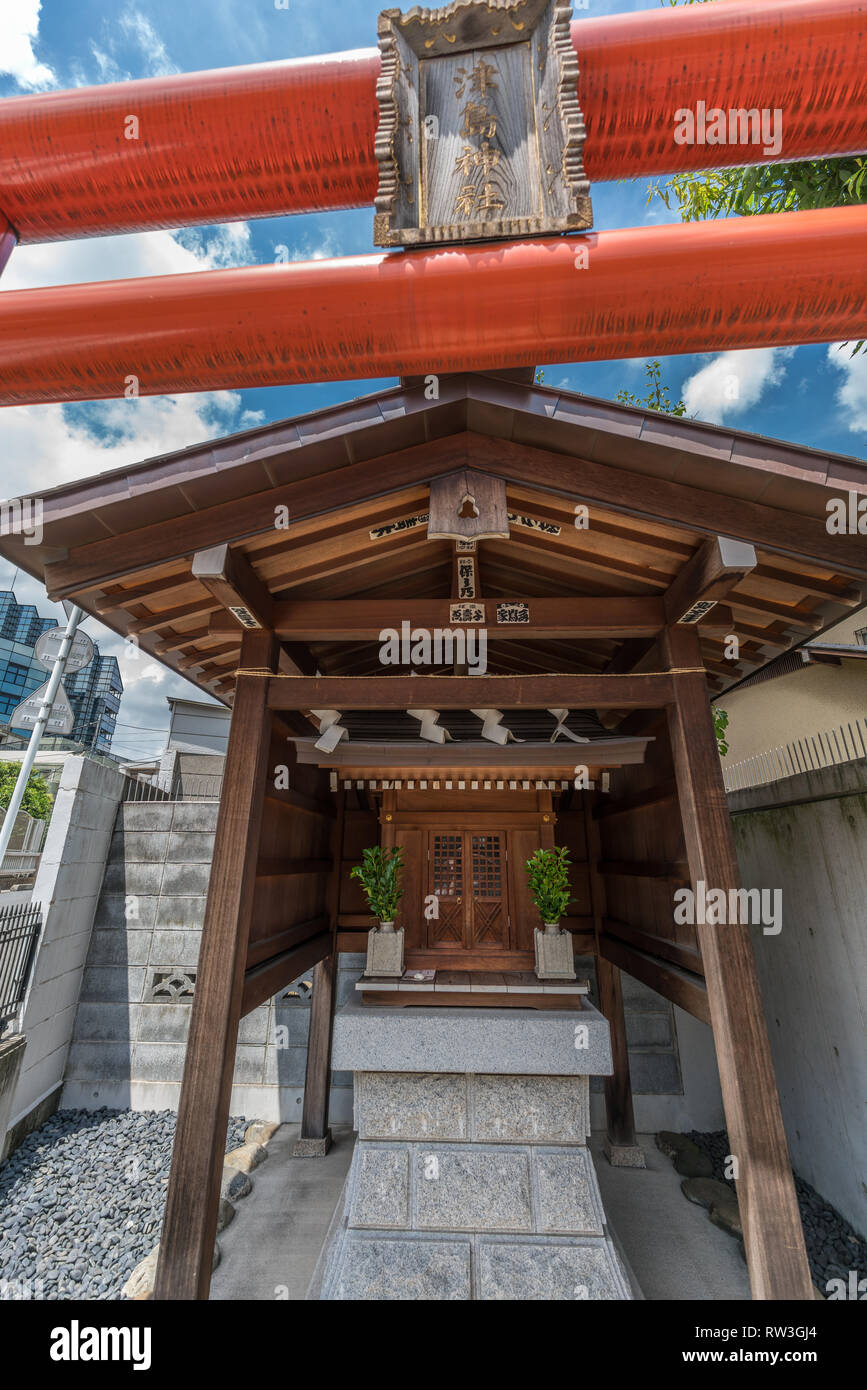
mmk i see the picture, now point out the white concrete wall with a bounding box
[9,756,126,1127]
[167,700,231,756]
[730,761,867,1233]
[716,612,867,764]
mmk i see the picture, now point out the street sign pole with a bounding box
[0,604,84,866]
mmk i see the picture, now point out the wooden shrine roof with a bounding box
[2,371,865,718]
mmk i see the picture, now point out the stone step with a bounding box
[314,1136,634,1300]
[318,1230,632,1301]
[349,1142,606,1237]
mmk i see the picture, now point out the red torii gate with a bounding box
[0,0,864,242]
[0,0,864,404]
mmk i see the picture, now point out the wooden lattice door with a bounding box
[428,832,465,948]
[468,832,508,949]
[427,830,509,951]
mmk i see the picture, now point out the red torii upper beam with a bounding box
[0,206,864,407]
[0,0,864,244]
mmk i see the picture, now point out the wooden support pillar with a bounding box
[662,624,812,1300]
[582,794,644,1167]
[294,787,345,1156]
[295,956,337,1155]
[154,630,278,1300]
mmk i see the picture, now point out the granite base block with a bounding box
[603,1139,648,1169]
[291,1133,332,1158]
[313,1067,632,1301]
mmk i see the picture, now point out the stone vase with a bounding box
[364,920,404,977]
[534,920,576,981]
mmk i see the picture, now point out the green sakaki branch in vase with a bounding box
[525,847,574,931]
[351,845,405,930]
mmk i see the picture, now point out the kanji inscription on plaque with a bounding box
[374,0,592,247]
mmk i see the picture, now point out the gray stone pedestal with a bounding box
[308,1003,634,1301]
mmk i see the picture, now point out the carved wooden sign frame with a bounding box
[374,0,593,247]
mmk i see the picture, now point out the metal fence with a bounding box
[122,772,223,802]
[0,899,42,1029]
[121,772,172,803]
[0,808,48,880]
[723,717,867,793]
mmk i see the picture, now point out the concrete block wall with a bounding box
[0,1034,26,1158]
[576,954,724,1134]
[62,797,360,1123]
[730,759,867,1234]
[57,793,711,1133]
[10,756,127,1131]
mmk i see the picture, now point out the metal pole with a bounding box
[0,605,83,865]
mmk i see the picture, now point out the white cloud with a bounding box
[117,7,179,78]
[0,390,258,497]
[0,221,262,492]
[681,348,795,424]
[0,217,256,751]
[825,343,867,436]
[0,0,56,90]
[1,221,255,293]
[273,228,343,264]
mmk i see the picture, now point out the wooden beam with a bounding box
[468,434,867,580]
[664,536,757,626]
[297,789,345,1150]
[599,859,691,886]
[192,543,275,631]
[128,597,220,636]
[244,917,329,969]
[594,778,677,820]
[265,673,676,710]
[95,571,196,615]
[240,932,332,1015]
[255,857,331,879]
[295,738,648,771]
[598,932,710,1025]
[661,623,812,1300]
[154,634,276,1302]
[602,917,705,976]
[43,434,468,598]
[154,627,213,654]
[582,794,641,1156]
[297,954,337,1149]
[41,430,867,604]
[177,642,238,671]
[259,596,666,641]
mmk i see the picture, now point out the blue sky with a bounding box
[0,0,864,759]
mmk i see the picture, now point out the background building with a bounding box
[0,591,56,725]
[0,590,123,754]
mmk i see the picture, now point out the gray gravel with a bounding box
[0,1108,246,1301]
[687,1128,866,1292]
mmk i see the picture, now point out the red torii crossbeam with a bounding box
[0,0,863,244]
[0,207,864,407]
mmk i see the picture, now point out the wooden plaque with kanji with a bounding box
[374,0,593,247]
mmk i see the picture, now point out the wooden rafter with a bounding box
[664,536,757,626]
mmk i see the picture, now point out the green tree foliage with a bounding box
[0,763,54,822]
[713,707,729,759]
[350,845,405,923]
[651,0,866,353]
[616,360,687,416]
[525,846,574,925]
